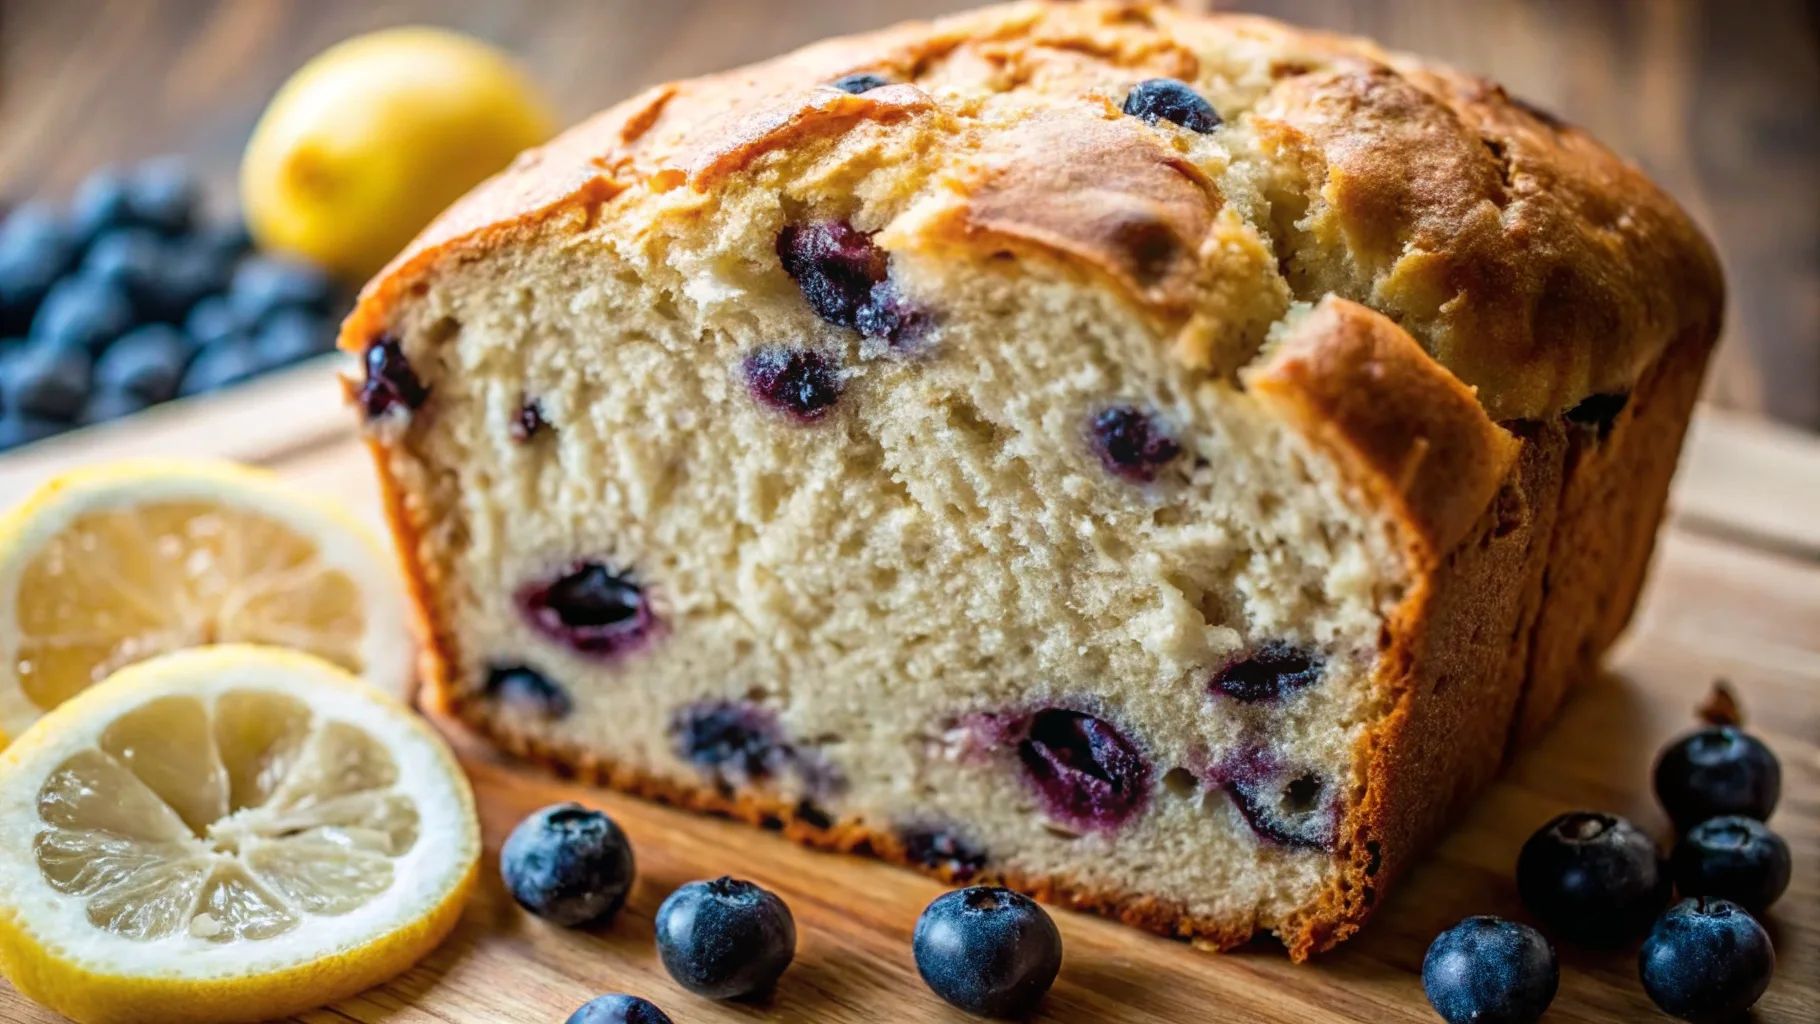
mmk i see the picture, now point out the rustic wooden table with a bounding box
[1,0,1816,428]
[0,364,1811,1023]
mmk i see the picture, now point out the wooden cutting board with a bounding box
[0,361,1813,1024]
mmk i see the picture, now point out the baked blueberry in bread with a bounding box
[340,1,1722,958]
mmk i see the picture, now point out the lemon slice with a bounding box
[0,459,414,743]
[0,645,478,1024]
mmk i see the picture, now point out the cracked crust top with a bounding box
[342,0,1723,424]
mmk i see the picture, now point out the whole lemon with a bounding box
[241,27,555,280]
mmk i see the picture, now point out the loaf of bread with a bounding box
[339,1,1722,958]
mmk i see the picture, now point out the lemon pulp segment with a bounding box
[34,687,418,943]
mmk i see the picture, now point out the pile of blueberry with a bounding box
[1424,708,1786,1023]
[0,158,343,451]
[502,801,1064,1022]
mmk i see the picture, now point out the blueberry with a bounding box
[195,215,254,264]
[913,886,1062,1018]
[500,802,636,927]
[80,229,166,313]
[853,279,929,345]
[149,243,234,323]
[80,386,151,425]
[1121,78,1223,133]
[184,295,249,349]
[1014,708,1151,833]
[228,254,335,324]
[67,168,134,249]
[0,412,66,451]
[95,324,193,403]
[1654,726,1782,832]
[0,202,76,328]
[828,72,891,94]
[742,346,842,422]
[899,824,989,882]
[670,700,787,786]
[565,994,673,1024]
[1671,816,1791,914]
[123,157,201,236]
[30,275,135,354]
[775,220,924,345]
[1218,750,1337,850]
[484,663,572,719]
[357,334,428,420]
[5,342,92,421]
[1639,899,1775,1022]
[516,561,654,658]
[1422,916,1558,1024]
[1515,811,1672,946]
[1210,642,1322,702]
[777,221,886,328]
[1088,405,1182,483]
[510,397,549,442]
[254,308,332,368]
[654,876,796,1000]
[179,338,263,396]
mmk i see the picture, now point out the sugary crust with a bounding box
[342,0,1722,423]
[342,0,1725,959]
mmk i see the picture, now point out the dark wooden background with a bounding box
[2,0,1816,428]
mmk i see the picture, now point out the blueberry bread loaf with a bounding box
[340,1,1721,958]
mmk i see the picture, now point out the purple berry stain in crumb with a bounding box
[854,280,929,345]
[899,824,989,881]
[358,334,428,420]
[1210,642,1322,703]
[1215,748,1337,850]
[1089,405,1182,482]
[485,663,572,718]
[743,346,842,421]
[516,561,654,659]
[776,220,926,346]
[1013,708,1152,833]
[511,397,550,442]
[670,700,789,786]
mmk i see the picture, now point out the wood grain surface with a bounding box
[0,364,1812,1023]
[1,0,1817,429]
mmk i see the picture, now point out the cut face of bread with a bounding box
[343,2,1721,957]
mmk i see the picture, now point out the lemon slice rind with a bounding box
[0,645,475,1024]
[0,459,415,742]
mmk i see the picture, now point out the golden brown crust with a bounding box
[342,0,1722,424]
[674,83,940,191]
[1248,297,1520,561]
[1252,298,1554,956]
[1250,62,1721,420]
[1316,425,1560,957]
[950,108,1221,315]
[1514,320,1716,741]
[1291,309,1716,958]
